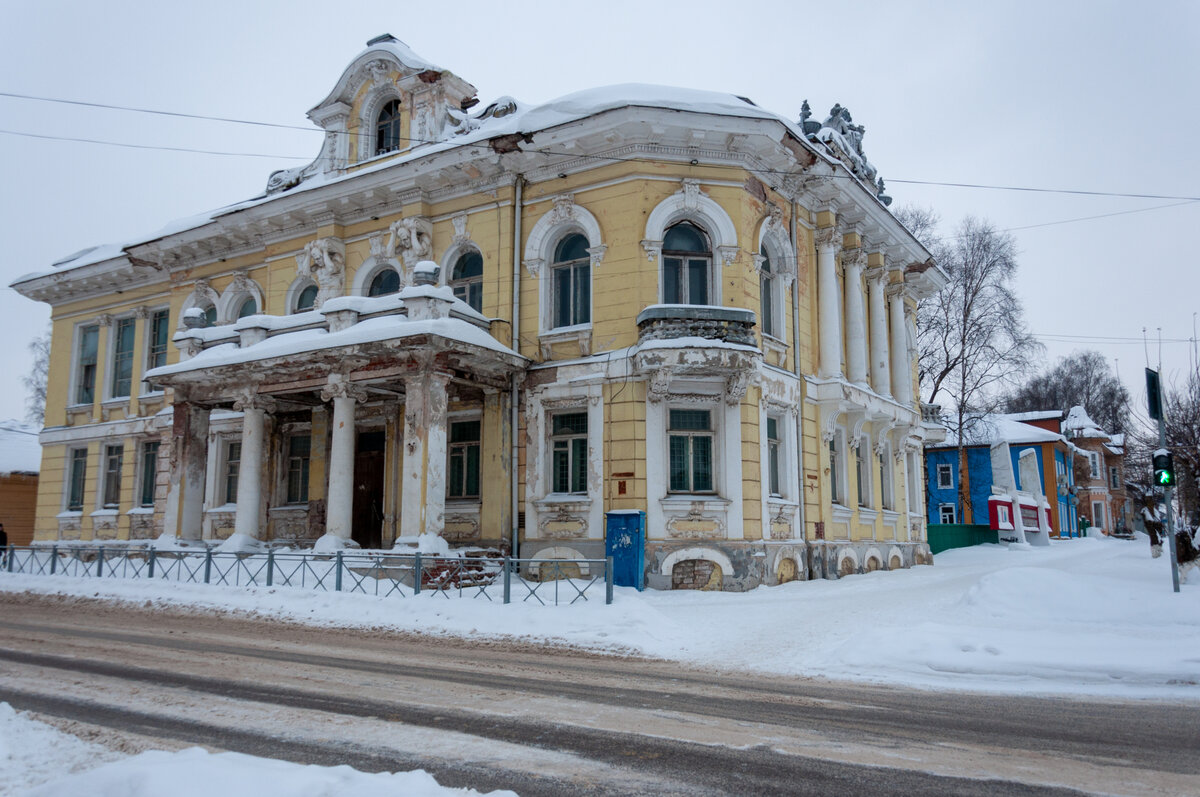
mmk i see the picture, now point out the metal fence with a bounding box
[1,545,614,605]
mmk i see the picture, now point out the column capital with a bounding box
[864,266,886,284]
[320,379,369,404]
[813,226,842,252]
[841,247,867,273]
[886,283,909,301]
[232,390,276,413]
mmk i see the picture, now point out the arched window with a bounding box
[294,284,318,313]
[662,222,710,305]
[376,99,402,156]
[237,297,257,319]
[450,251,483,312]
[551,233,590,328]
[759,244,776,337]
[368,268,401,297]
[202,305,217,327]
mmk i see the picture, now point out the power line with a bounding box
[5,89,1199,202]
[0,128,309,159]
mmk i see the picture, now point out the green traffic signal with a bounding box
[1152,451,1175,487]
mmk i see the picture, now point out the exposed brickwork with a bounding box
[672,559,721,590]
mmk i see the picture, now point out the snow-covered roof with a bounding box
[1064,405,1109,439]
[928,414,1067,449]
[0,420,41,475]
[1004,410,1064,423]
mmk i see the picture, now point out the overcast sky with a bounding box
[2,0,1196,426]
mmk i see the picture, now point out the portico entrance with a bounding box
[353,430,386,549]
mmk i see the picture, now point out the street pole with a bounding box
[1156,421,1181,594]
[1146,367,1180,593]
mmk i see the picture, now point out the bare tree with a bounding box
[22,326,51,425]
[895,208,1041,520]
[1005,350,1131,433]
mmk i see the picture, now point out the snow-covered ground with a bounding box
[1,535,1196,701]
[0,703,515,797]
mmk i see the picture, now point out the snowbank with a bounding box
[0,703,515,797]
[2,535,1196,700]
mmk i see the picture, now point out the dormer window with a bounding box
[376,99,402,155]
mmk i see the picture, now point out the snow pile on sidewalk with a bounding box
[2,535,1196,699]
[0,703,515,797]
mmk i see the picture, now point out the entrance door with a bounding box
[352,430,386,549]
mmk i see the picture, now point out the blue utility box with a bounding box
[605,510,645,591]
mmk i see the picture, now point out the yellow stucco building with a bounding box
[12,36,945,589]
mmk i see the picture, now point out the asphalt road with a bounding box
[0,591,1195,795]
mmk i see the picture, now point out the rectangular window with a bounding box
[286,435,311,504]
[145,309,169,391]
[447,421,481,499]
[224,440,241,505]
[936,463,953,489]
[668,409,713,493]
[75,325,99,405]
[1088,452,1100,479]
[139,440,160,507]
[1091,501,1105,530]
[102,444,123,509]
[67,448,88,511]
[552,262,591,328]
[110,317,136,398]
[829,437,840,505]
[663,257,710,305]
[856,441,871,508]
[760,273,775,337]
[766,416,781,497]
[880,448,894,511]
[551,412,588,493]
[939,503,956,524]
[1108,466,1120,490]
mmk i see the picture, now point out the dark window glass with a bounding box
[295,284,318,312]
[451,251,484,313]
[448,420,481,499]
[760,245,775,337]
[551,412,588,494]
[139,441,160,507]
[767,416,781,497]
[551,234,590,328]
[68,449,88,511]
[202,305,217,327]
[237,297,257,319]
[111,317,136,398]
[286,435,310,504]
[76,325,99,405]
[102,444,123,509]
[668,409,713,493]
[225,441,241,505]
[830,438,840,504]
[663,222,707,252]
[146,310,169,391]
[662,223,710,305]
[376,99,402,155]
[368,269,401,297]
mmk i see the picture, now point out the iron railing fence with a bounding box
[1,545,614,605]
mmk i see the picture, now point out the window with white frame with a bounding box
[368,268,401,297]
[376,99,402,155]
[880,446,895,511]
[856,439,872,508]
[138,440,159,507]
[907,452,920,511]
[450,251,484,313]
[101,444,123,509]
[1091,500,1105,529]
[662,222,711,305]
[74,324,99,405]
[936,462,953,489]
[67,448,88,511]
[144,309,169,392]
[551,412,588,494]
[286,435,310,504]
[294,283,318,313]
[1088,451,1100,479]
[997,504,1011,527]
[759,244,777,339]
[766,415,783,498]
[668,408,714,493]
[447,420,481,499]
[236,297,257,319]
[551,234,591,329]
[109,317,136,398]
[829,434,843,505]
[1109,465,1120,490]
[221,440,241,505]
[939,503,956,524]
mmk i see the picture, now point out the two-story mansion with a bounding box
[12,36,945,589]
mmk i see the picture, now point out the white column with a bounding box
[843,249,868,387]
[232,394,272,541]
[888,286,913,406]
[400,369,451,538]
[815,227,843,379]
[866,267,891,397]
[164,401,208,541]
[321,379,363,545]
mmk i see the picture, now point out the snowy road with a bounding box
[0,594,1194,796]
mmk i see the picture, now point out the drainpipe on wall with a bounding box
[790,199,808,577]
[510,174,524,561]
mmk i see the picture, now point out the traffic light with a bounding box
[1152,450,1175,487]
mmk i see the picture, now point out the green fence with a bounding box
[928,523,996,555]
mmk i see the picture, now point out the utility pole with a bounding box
[1146,368,1180,592]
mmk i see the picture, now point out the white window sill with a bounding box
[206,504,237,514]
[766,496,799,508]
[90,509,119,518]
[102,397,130,406]
[126,507,155,515]
[858,508,879,522]
[269,504,308,513]
[56,510,83,519]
